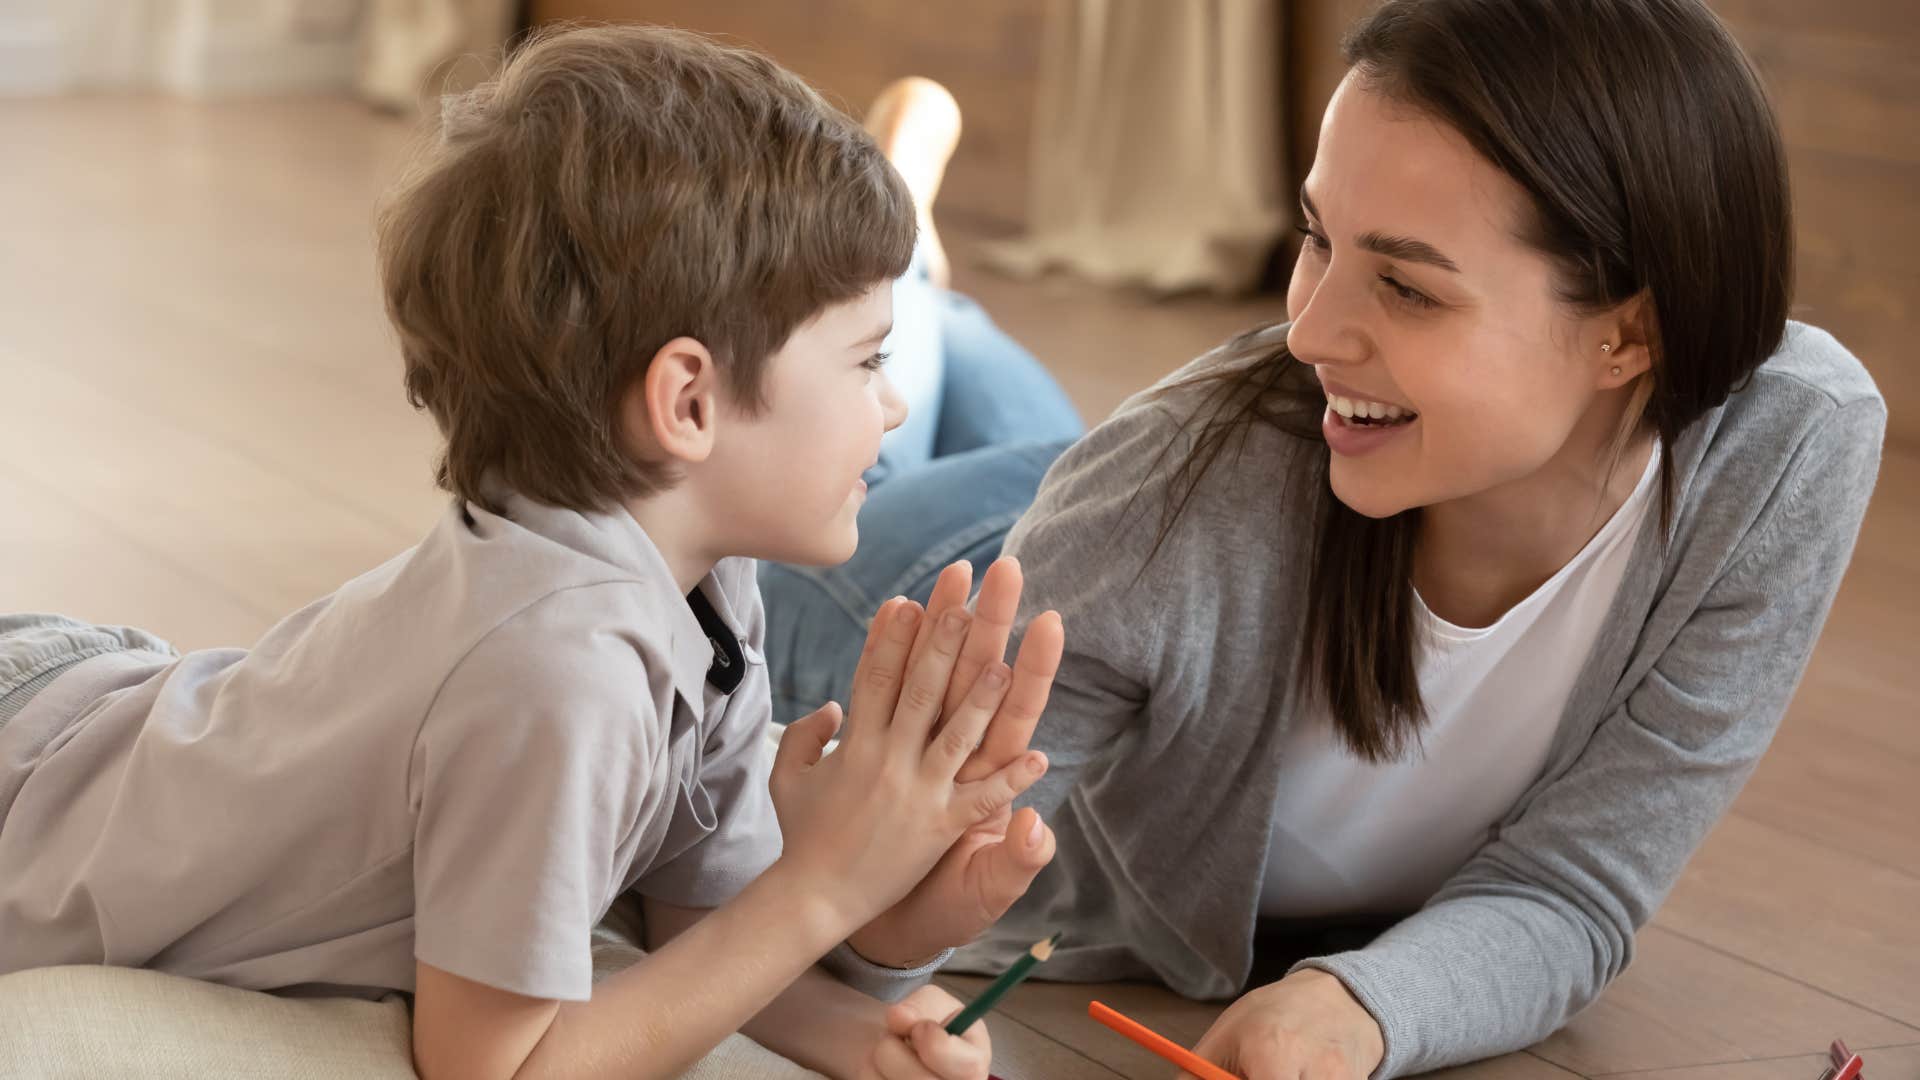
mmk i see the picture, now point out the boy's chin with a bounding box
[767,526,859,569]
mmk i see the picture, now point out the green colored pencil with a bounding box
[944,932,1061,1035]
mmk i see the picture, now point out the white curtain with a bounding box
[984,0,1291,296]
[358,0,518,113]
[0,0,514,102]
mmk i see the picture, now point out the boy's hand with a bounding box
[768,593,1049,933]
[848,559,1065,967]
[858,985,992,1080]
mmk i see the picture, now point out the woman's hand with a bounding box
[1186,969,1385,1080]
[858,985,992,1080]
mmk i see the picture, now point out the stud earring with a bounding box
[1611,366,1623,377]
[1600,342,1614,354]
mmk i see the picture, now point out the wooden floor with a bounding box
[1,97,1915,1080]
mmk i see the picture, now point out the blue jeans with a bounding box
[760,284,1083,725]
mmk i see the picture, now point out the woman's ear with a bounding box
[621,336,719,464]
[1596,292,1656,390]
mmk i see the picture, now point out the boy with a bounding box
[0,26,1066,1080]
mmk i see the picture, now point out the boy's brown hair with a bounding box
[378,24,916,513]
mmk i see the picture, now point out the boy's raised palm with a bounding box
[767,568,1055,934]
[846,558,1066,967]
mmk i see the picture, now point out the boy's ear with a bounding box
[624,336,719,464]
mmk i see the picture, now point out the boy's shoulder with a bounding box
[408,499,765,723]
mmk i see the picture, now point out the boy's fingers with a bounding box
[964,610,1063,781]
[911,1019,987,1077]
[873,1035,941,1080]
[943,557,1022,718]
[952,751,1048,827]
[884,1002,920,1038]
[770,704,841,791]
[855,598,904,670]
[891,606,972,751]
[850,601,924,735]
[925,662,1010,778]
[905,562,972,677]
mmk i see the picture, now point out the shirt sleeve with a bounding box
[632,560,785,910]
[411,592,660,1002]
[1293,397,1888,1078]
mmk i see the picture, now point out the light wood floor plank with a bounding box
[1534,926,1918,1075]
[1589,1042,1920,1080]
[0,467,272,649]
[1656,815,1920,1030]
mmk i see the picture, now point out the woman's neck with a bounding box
[1414,411,1656,630]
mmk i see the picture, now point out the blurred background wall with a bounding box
[528,0,1919,449]
[0,0,1912,444]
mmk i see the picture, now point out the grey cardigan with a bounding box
[945,322,1886,1077]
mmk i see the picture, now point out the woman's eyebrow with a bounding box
[1357,232,1462,273]
[1299,184,1463,274]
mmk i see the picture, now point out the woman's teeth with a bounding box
[1327,393,1416,426]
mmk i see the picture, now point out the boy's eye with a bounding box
[861,351,891,372]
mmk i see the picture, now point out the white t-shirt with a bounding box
[1260,446,1661,919]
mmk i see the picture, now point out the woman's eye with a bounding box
[1293,223,1329,253]
[1378,274,1437,310]
[861,351,891,372]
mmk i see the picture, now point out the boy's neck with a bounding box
[622,488,721,595]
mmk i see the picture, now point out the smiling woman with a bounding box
[758,0,1887,1077]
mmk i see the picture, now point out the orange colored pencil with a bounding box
[1088,1000,1240,1080]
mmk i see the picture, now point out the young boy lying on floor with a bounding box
[0,25,1067,1080]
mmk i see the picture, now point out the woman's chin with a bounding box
[1328,470,1417,520]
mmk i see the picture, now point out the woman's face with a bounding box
[1287,74,1632,519]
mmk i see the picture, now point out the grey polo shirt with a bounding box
[0,487,783,1002]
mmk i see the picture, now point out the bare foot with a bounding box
[863,77,962,289]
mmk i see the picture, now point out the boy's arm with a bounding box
[412,866,856,1080]
[643,897,898,1078]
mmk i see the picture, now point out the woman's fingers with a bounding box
[924,661,1011,777]
[962,806,1056,917]
[943,556,1023,718]
[963,608,1063,782]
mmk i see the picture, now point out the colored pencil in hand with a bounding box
[944,933,1060,1035]
[1088,1000,1240,1080]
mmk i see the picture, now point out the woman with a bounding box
[765,1,1887,1076]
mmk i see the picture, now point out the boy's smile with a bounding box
[700,283,907,567]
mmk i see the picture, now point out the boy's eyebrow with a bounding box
[1299,184,1463,274]
[853,323,893,348]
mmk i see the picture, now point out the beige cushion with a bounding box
[0,899,826,1079]
[0,965,415,1080]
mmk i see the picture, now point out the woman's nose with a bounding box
[1287,271,1368,369]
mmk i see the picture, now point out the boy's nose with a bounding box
[879,374,909,432]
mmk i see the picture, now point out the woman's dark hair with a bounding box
[1147,0,1792,762]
